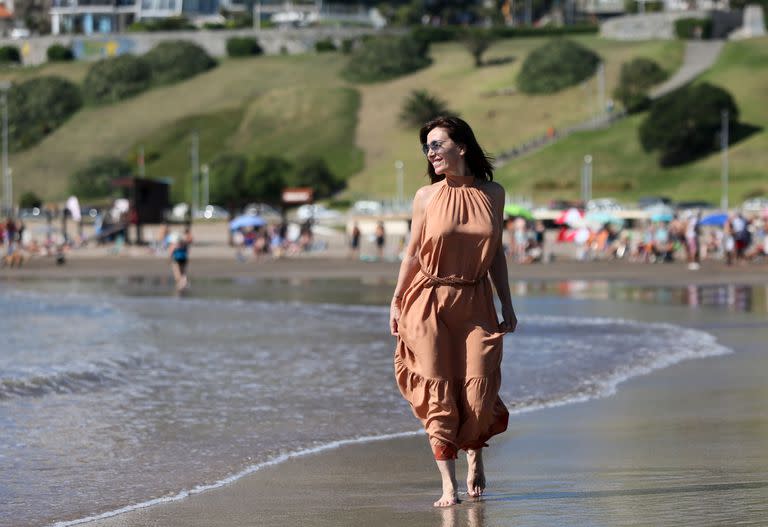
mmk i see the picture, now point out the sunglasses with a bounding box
[421,140,446,156]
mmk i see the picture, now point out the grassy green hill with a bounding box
[349,36,683,199]
[3,36,683,202]
[495,37,768,205]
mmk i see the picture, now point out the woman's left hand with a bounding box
[499,304,517,334]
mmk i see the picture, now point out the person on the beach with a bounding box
[349,222,361,260]
[169,227,192,292]
[390,116,517,508]
[374,221,386,261]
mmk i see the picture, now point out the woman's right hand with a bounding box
[390,298,401,336]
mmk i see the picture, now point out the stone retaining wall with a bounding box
[601,11,710,40]
[0,26,389,66]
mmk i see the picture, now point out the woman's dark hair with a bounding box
[419,116,494,184]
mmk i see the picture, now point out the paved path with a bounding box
[649,40,725,98]
[496,40,725,167]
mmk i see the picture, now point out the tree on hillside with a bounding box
[70,157,133,199]
[613,58,668,113]
[19,191,43,209]
[208,154,249,213]
[289,157,343,199]
[462,28,495,67]
[639,82,738,167]
[246,156,292,205]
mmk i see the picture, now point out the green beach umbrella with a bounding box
[504,204,534,220]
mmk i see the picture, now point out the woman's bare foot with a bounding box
[466,449,486,498]
[433,489,459,508]
[434,458,460,507]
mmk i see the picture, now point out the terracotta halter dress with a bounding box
[394,179,509,460]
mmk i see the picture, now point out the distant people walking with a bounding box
[349,222,361,260]
[374,221,386,261]
[169,227,192,292]
[685,212,701,270]
[390,116,516,508]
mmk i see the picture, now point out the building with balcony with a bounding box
[49,0,243,34]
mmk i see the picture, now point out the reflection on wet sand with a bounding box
[439,501,486,527]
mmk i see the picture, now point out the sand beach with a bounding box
[3,244,767,527]
[78,288,768,527]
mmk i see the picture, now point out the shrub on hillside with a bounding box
[47,44,75,62]
[70,156,133,199]
[226,37,263,57]
[342,35,431,83]
[0,46,21,64]
[624,0,663,13]
[517,39,600,94]
[675,18,713,39]
[315,38,337,53]
[399,90,455,128]
[8,76,82,151]
[613,58,668,113]
[144,41,216,85]
[82,54,152,104]
[128,17,196,32]
[411,25,599,46]
[639,82,738,166]
[289,157,343,199]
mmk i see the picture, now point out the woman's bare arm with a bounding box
[390,185,431,335]
[487,184,517,332]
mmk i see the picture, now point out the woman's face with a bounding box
[424,127,465,177]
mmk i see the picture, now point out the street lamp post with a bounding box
[0,81,10,217]
[201,163,209,210]
[721,109,729,211]
[190,131,199,220]
[394,160,404,209]
[581,154,593,204]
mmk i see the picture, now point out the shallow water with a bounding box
[0,279,743,527]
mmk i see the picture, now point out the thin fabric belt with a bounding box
[420,268,484,288]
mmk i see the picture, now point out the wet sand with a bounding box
[76,290,768,527]
[4,254,768,287]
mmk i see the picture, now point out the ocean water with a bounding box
[0,282,733,527]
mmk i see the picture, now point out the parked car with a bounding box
[242,203,282,222]
[675,200,716,212]
[742,197,768,213]
[296,204,342,222]
[19,207,42,219]
[548,199,583,211]
[351,200,383,215]
[195,205,230,220]
[586,198,623,212]
[10,28,30,39]
[637,196,673,209]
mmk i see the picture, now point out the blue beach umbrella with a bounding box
[585,211,624,227]
[229,214,267,231]
[699,213,729,227]
[646,204,674,223]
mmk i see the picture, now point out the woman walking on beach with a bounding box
[390,116,517,507]
[169,227,193,292]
